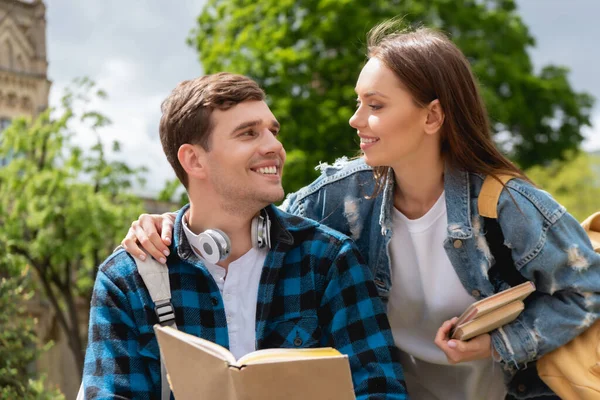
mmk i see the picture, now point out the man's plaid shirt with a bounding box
[83,204,408,399]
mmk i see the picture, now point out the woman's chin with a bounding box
[361,154,386,168]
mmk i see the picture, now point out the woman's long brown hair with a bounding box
[366,19,529,196]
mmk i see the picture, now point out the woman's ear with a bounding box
[425,99,445,135]
[178,144,207,180]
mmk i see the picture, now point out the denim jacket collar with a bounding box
[379,163,473,239]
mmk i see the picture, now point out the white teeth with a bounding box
[360,137,378,144]
[256,166,277,175]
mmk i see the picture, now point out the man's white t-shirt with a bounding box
[183,226,267,359]
[387,192,506,400]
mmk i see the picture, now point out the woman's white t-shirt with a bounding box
[387,192,506,400]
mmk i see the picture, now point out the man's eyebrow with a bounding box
[230,119,280,134]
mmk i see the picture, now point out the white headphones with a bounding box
[182,210,271,264]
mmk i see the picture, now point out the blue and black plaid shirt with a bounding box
[83,204,407,399]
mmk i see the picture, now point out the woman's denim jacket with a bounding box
[282,157,600,399]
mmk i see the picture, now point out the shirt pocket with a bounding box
[262,316,322,349]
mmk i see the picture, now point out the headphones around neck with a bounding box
[182,209,271,264]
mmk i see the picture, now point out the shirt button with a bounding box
[453,239,463,249]
[517,384,526,392]
[293,338,303,347]
[210,297,219,306]
[471,289,480,297]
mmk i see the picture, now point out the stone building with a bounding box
[0,0,50,131]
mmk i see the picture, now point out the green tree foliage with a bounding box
[188,0,593,194]
[158,177,188,207]
[0,78,146,378]
[0,266,64,399]
[526,151,600,222]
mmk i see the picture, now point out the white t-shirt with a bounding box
[387,192,506,400]
[182,227,267,359]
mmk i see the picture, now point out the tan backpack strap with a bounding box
[478,175,515,218]
[581,212,600,252]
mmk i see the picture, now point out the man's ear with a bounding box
[178,144,207,180]
[424,99,444,135]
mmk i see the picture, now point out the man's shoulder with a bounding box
[97,247,139,283]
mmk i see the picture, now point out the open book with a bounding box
[451,281,535,341]
[154,325,355,400]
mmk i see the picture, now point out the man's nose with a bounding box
[260,130,283,155]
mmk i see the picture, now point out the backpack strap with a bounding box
[581,212,600,252]
[479,175,527,288]
[78,249,175,400]
[478,175,514,218]
[130,248,176,400]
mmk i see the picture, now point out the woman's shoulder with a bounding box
[314,156,372,177]
[471,172,566,224]
[283,157,375,208]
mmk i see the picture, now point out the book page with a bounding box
[237,347,342,366]
[154,325,237,365]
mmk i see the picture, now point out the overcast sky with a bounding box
[45,0,600,196]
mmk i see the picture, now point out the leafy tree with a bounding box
[0,78,147,378]
[0,265,64,400]
[187,0,593,194]
[158,177,187,207]
[526,151,600,222]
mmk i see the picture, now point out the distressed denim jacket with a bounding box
[282,157,600,399]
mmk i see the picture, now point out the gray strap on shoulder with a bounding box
[79,249,175,400]
[133,251,176,400]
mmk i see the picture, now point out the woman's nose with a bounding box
[349,108,366,129]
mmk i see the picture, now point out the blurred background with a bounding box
[0,0,598,398]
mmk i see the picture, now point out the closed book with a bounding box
[450,281,535,341]
[154,325,356,400]
[451,300,525,341]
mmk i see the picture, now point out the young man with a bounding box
[82,73,407,399]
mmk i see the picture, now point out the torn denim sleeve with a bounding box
[492,211,600,368]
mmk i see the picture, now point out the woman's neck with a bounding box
[391,151,445,220]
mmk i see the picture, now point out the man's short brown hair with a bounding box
[159,72,265,187]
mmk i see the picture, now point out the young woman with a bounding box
[123,20,600,399]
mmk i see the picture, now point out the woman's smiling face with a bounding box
[349,57,432,168]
